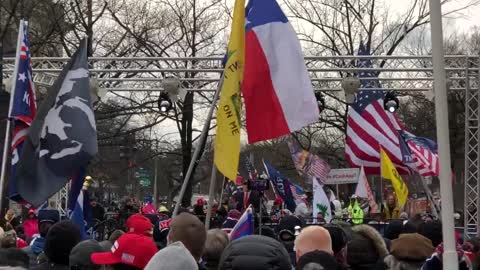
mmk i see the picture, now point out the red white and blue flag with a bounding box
[230,206,254,241]
[8,19,37,204]
[142,196,157,215]
[398,130,439,177]
[242,0,319,143]
[345,43,409,175]
[290,181,307,205]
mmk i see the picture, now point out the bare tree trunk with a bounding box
[86,0,93,57]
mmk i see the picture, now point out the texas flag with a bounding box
[243,0,319,144]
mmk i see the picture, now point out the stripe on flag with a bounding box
[345,42,409,175]
[230,207,253,241]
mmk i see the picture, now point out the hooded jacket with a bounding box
[23,218,39,239]
[219,235,291,270]
[347,224,389,270]
[22,236,46,267]
[384,233,435,270]
[145,241,198,270]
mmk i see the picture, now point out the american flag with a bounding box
[244,156,258,180]
[399,131,439,176]
[8,20,37,203]
[287,138,331,184]
[345,43,408,175]
[290,181,307,205]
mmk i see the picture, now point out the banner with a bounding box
[380,148,409,207]
[16,39,97,207]
[287,138,331,184]
[264,161,297,212]
[312,179,332,223]
[214,0,245,181]
[325,168,359,185]
[355,166,379,213]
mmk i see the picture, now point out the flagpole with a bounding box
[173,74,224,217]
[419,175,439,219]
[205,165,217,230]
[218,176,226,209]
[0,20,23,213]
[429,0,458,268]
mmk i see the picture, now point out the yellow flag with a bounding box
[214,0,245,181]
[380,148,409,207]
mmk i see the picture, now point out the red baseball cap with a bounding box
[91,233,158,269]
[126,214,153,235]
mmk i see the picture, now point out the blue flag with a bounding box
[68,168,92,239]
[8,20,37,205]
[16,39,97,207]
[263,161,297,212]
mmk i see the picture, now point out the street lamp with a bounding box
[384,92,399,113]
[315,92,325,113]
[158,92,172,113]
[341,77,361,104]
[90,77,107,104]
[162,77,185,102]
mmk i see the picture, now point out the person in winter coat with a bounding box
[324,224,349,268]
[218,235,291,270]
[0,248,30,269]
[22,209,60,268]
[69,240,104,270]
[203,229,229,270]
[277,215,304,266]
[222,210,240,234]
[168,213,207,269]
[347,224,389,270]
[294,226,333,262]
[421,241,472,270]
[91,233,158,270]
[32,221,82,270]
[145,241,198,270]
[381,194,401,220]
[383,233,435,270]
[23,209,39,241]
[296,250,341,270]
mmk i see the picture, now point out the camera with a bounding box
[248,179,268,191]
[247,174,270,192]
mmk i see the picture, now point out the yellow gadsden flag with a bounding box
[214,0,245,181]
[380,148,409,207]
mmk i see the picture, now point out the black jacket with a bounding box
[218,235,291,270]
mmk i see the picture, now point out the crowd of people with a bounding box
[0,192,478,270]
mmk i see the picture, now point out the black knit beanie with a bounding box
[44,221,82,265]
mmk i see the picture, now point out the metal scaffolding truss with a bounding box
[3,55,478,92]
[464,57,480,238]
[2,55,480,236]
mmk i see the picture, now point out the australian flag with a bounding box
[263,161,297,212]
[8,20,37,205]
[16,39,98,207]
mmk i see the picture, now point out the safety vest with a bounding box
[351,200,364,225]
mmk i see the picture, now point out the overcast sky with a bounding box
[390,0,480,32]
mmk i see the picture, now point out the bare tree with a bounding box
[280,0,480,164]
